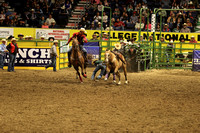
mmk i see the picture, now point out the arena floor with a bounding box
[0,68,200,132]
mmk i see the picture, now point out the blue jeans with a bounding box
[91,64,106,80]
[8,53,16,71]
[0,54,5,69]
[45,56,56,71]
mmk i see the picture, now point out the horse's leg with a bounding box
[76,72,78,79]
[116,71,121,85]
[113,66,119,83]
[104,67,110,81]
[123,64,128,84]
[74,66,82,82]
[81,63,87,78]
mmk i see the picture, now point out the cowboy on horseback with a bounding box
[66,28,88,67]
[112,43,126,64]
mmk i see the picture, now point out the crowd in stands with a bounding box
[0,0,78,28]
[0,0,199,32]
[79,0,200,32]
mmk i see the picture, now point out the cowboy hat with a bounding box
[53,40,58,43]
[123,39,128,43]
[103,32,108,35]
[25,36,29,38]
[189,1,193,5]
[40,35,45,38]
[18,34,24,37]
[115,43,121,50]
[80,28,87,33]
[128,41,132,45]
[191,36,195,38]
[1,39,6,42]
[48,37,55,41]
[11,38,17,41]
[183,23,187,26]
[169,40,173,43]
[92,59,98,65]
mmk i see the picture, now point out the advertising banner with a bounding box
[192,50,200,71]
[84,42,100,65]
[36,29,70,40]
[4,48,51,67]
[70,30,200,42]
[0,28,14,38]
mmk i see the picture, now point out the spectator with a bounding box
[105,26,114,31]
[102,33,109,40]
[4,15,10,26]
[6,38,19,72]
[45,14,55,26]
[186,18,193,31]
[189,36,197,43]
[42,22,49,28]
[78,17,89,29]
[163,24,171,32]
[93,12,101,27]
[65,0,72,14]
[120,12,129,24]
[17,20,26,27]
[91,33,98,40]
[145,22,151,31]
[89,22,96,30]
[102,12,108,28]
[114,18,125,30]
[26,9,37,27]
[130,13,138,26]
[180,23,191,33]
[156,24,160,32]
[25,36,29,40]
[18,34,24,40]
[97,1,103,13]
[172,25,180,32]
[49,21,59,28]
[113,8,120,20]
[84,12,91,23]
[39,16,46,27]
[0,39,7,70]
[0,11,5,20]
[167,13,176,30]
[40,36,45,41]
[135,19,144,31]
[45,40,59,72]
[96,22,104,30]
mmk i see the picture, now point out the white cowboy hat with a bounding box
[115,43,121,50]
[98,22,101,25]
[103,32,108,35]
[40,35,45,38]
[191,36,195,38]
[123,39,128,43]
[1,39,6,42]
[189,1,193,4]
[80,28,87,33]
[53,40,58,43]
[25,36,29,38]
[11,38,17,41]
[169,40,173,43]
[183,23,187,26]
[128,41,132,45]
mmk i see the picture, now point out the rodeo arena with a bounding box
[1,0,200,132]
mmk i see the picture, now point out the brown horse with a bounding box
[70,37,87,82]
[104,50,128,85]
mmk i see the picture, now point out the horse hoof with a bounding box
[125,81,128,84]
[104,78,108,81]
[83,74,87,78]
[117,81,121,85]
[113,80,116,83]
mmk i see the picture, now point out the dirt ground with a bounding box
[0,68,200,132]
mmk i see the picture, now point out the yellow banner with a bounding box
[70,30,200,42]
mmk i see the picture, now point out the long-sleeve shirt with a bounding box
[0,43,7,55]
[50,45,57,56]
[67,32,88,45]
[114,21,125,27]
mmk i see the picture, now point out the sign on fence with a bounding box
[192,50,200,71]
[36,29,70,40]
[0,28,14,38]
[4,48,51,67]
[60,41,69,53]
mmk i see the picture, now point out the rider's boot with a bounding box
[68,52,72,68]
[84,52,88,64]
